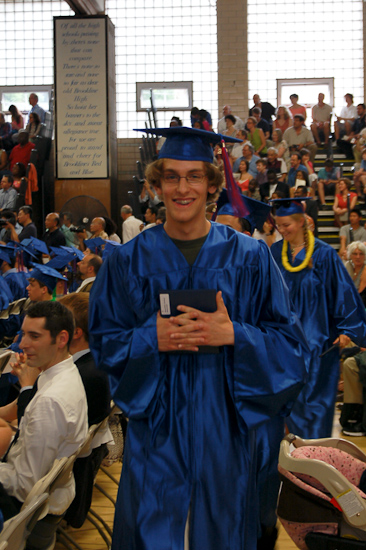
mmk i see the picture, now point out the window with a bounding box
[0,0,73,87]
[105,0,218,138]
[277,78,334,120]
[0,85,52,117]
[247,0,364,116]
[136,82,193,111]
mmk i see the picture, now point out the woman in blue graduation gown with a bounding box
[89,127,308,550]
[271,199,366,439]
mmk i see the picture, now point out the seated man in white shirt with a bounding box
[217,105,245,134]
[0,300,88,521]
[335,93,358,140]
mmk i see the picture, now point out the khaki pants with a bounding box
[343,356,363,404]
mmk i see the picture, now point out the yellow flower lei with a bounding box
[282,230,315,272]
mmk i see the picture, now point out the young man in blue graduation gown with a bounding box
[89,127,309,550]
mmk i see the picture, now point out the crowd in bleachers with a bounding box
[190,93,366,259]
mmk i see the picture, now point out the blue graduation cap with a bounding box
[60,246,84,261]
[270,197,312,217]
[134,127,242,162]
[103,240,122,259]
[49,246,69,256]
[28,264,66,292]
[5,242,38,269]
[21,237,49,256]
[216,189,270,234]
[83,237,105,254]
[0,247,11,265]
[46,253,76,271]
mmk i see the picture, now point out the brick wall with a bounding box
[217,0,248,124]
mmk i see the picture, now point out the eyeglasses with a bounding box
[162,172,207,185]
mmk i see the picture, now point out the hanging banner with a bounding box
[54,16,108,178]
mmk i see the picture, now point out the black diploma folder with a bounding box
[159,289,219,354]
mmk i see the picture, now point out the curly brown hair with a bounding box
[144,159,224,202]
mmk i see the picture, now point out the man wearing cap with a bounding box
[215,188,270,236]
[89,127,308,550]
[215,191,284,548]
[27,264,66,302]
[0,248,29,301]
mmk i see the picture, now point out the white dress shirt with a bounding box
[339,104,357,121]
[0,356,87,514]
[122,215,142,244]
[76,276,96,293]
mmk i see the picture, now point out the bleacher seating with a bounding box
[314,143,364,250]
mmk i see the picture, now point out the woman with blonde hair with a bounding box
[345,241,366,306]
[271,198,366,439]
[273,105,292,133]
[271,128,289,161]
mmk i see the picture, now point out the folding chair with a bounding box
[0,351,13,376]
[24,421,108,550]
[58,417,116,549]
[8,298,27,316]
[0,493,48,550]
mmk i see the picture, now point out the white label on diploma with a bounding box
[160,294,171,316]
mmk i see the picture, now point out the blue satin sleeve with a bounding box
[89,251,161,419]
[229,241,309,429]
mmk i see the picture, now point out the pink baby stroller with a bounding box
[277,433,366,549]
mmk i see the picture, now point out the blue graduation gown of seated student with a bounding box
[3,271,29,301]
[271,238,366,439]
[89,223,308,550]
[0,276,12,312]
